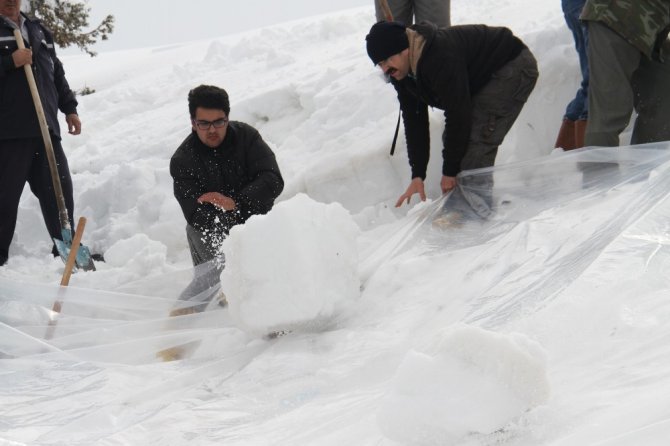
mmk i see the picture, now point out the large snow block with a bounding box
[377,324,550,445]
[221,193,360,336]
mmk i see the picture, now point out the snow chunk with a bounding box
[105,234,168,276]
[221,193,360,336]
[377,324,550,445]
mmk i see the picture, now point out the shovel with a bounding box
[14,29,95,271]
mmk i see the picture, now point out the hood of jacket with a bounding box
[407,22,439,77]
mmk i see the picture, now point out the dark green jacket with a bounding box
[581,0,670,61]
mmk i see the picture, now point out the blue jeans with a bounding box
[562,0,589,121]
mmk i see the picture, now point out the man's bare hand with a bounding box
[66,114,81,135]
[440,175,457,193]
[12,48,31,68]
[198,192,236,211]
[395,177,426,207]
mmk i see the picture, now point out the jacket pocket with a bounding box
[513,66,538,103]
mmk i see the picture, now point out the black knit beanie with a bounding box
[366,21,409,65]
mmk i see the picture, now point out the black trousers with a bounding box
[0,136,74,260]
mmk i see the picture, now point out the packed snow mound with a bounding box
[221,193,360,336]
[377,324,550,445]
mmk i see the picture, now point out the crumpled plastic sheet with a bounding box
[2,142,670,445]
[365,143,670,326]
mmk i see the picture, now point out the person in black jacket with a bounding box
[366,21,538,208]
[170,85,283,306]
[0,0,81,266]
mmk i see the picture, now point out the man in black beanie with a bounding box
[366,21,538,208]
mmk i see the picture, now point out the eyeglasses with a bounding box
[193,118,228,130]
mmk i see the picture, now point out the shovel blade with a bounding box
[54,229,96,272]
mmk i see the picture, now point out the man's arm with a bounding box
[434,65,472,178]
[170,155,240,235]
[235,130,284,218]
[390,81,431,207]
[53,56,77,116]
[39,24,78,116]
[395,81,430,180]
[44,26,80,135]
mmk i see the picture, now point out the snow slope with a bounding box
[2,1,670,445]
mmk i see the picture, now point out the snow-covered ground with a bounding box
[3,1,670,445]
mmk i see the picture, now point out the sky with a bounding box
[66,0,369,53]
[3,0,670,445]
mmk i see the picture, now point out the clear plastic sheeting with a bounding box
[2,143,670,445]
[1,260,232,361]
[366,144,670,328]
[361,143,670,280]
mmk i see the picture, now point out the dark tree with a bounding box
[27,0,114,57]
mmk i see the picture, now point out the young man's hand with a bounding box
[395,177,426,207]
[198,192,236,211]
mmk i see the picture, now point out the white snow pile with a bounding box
[221,193,360,336]
[378,324,550,445]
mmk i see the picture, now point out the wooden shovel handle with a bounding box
[46,217,86,339]
[378,0,394,21]
[60,217,87,287]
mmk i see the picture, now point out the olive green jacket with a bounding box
[581,0,670,60]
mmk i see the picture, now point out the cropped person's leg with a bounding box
[0,139,35,263]
[375,0,413,25]
[630,41,670,144]
[585,21,640,147]
[414,0,451,27]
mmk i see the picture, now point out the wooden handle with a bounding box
[60,217,87,287]
[378,0,394,21]
[46,217,87,339]
[13,29,70,233]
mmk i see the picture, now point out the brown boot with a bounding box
[574,119,587,148]
[555,118,577,150]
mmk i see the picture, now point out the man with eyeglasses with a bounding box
[170,85,283,307]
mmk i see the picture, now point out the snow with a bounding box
[222,194,360,336]
[2,1,670,445]
[378,324,550,444]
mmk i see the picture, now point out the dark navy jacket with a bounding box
[0,13,78,140]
